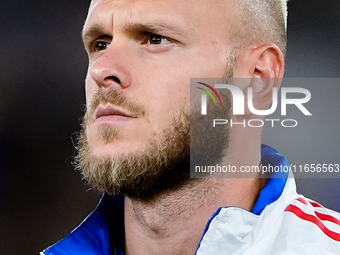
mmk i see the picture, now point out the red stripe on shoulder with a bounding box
[296,197,340,225]
[297,197,323,208]
[285,204,340,242]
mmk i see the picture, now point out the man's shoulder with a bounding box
[282,195,340,240]
[284,195,340,223]
[265,195,340,254]
[197,177,340,255]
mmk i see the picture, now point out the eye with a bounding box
[148,35,169,45]
[93,41,111,52]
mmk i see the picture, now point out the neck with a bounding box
[124,177,265,255]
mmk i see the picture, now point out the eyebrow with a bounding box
[82,23,107,43]
[81,20,187,48]
[123,21,185,37]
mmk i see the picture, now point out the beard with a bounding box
[190,86,232,178]
[76,102,191,200]
[75,53,236,201]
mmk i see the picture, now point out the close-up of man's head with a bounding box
[75,0,287,200]
[3,0,340,254]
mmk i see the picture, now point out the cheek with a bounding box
[145,85,190,127]
[85,74,97,107]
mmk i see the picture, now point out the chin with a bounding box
[88,140,147,162]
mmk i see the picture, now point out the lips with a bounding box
[94,105,135,122]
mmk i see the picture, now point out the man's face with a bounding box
[83,0,236,159]
[79,0,238,198]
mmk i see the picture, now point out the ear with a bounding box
[244,44,284,114]
[252,44,284,79]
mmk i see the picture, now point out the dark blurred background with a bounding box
[0,0,339,254]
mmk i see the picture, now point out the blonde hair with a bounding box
[234,0,288,56]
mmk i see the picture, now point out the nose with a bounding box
[89,44,132,89]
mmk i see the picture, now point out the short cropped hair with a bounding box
[233,0,288,56]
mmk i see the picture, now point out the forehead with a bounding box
[84,0,238,36]
[88,0,230,13]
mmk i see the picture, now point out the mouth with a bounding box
[94,104,136,123]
